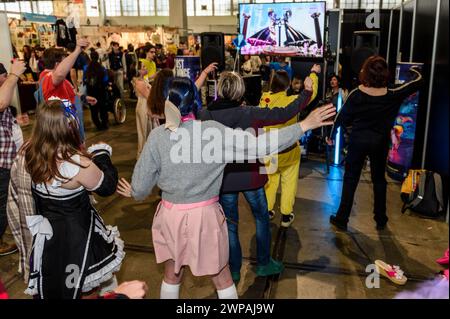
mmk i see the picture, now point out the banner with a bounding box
[174,56,201,83]
[22,13,57,24]
[387,62,423,181]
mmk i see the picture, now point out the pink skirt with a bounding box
[152,197,229,276]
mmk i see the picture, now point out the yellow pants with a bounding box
[264,146,301,215]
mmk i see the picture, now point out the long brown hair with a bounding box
[147,69,174,116]
[22,100,90,184]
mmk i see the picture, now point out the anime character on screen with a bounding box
[242,13,251,39]
[247,8,279,46]
[283,9,314,47]
[246,8,318,50]
[389,115,413,162]
[391,125,404,152]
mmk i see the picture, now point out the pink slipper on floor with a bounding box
[375,260,408,285]
[436,249,449,265]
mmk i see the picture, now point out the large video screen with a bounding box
[239,2,326,57]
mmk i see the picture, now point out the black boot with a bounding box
[329,215,348,231]
[374,214,388,231]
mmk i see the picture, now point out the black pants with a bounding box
[335,137,389,225]
[0,168,10,238]
[89,99,109,130]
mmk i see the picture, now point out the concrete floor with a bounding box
[1,103,448,299]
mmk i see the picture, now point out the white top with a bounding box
[12,122,23,150]
[34,155,84,197]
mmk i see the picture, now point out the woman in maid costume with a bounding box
[18,99,124,299]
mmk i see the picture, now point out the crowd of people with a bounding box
[0,33,432,300]
[10,39,195,133]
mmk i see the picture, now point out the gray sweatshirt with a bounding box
[131,120,304,204]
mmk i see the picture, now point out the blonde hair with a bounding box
[217,71,245,101]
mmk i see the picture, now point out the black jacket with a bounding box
[91,149,118,197]
[199,90,312,193]
[331,68,423,143]
[108,52,124,71]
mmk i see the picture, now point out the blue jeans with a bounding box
[219,187,271,273]
[75,96,85,142]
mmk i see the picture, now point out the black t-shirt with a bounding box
[55,19,69,48]
[259,64,271,81]
[109,52,123,71]
[68,27,77,46]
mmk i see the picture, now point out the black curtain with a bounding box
[410,0,438,169]
[399,1,415,62]
[424,0,449,207]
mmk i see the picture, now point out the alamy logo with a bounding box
[365,264,380,288]
[65,264,81,289]
[366,10,380,29]
[168,122,280,173]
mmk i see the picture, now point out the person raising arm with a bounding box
[52,38,90,87]
[195,62,218,89]
[0,60,26,112]
[327,56,423,231]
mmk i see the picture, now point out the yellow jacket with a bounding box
[139,58,156,81]
[259,72,318,167]
[259,72,319,130]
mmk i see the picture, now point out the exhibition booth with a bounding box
[0,0,448,304]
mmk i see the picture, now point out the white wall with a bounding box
[188,16,237,34]
[87,15,237,34]
[170,0,187,32]
[103,16,169,26]
[53,0,238,35]
[0,13,20,111]
[54,0,238,34]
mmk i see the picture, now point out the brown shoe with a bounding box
[0,240,18,256]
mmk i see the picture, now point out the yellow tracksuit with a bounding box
[260,73,318,216]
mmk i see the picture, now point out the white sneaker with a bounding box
[269,210,275,220]
[281,213,295,228]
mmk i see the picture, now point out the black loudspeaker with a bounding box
[351,31,380,75]
[200,32,225,71]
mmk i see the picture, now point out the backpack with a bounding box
[401,169,444,218]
